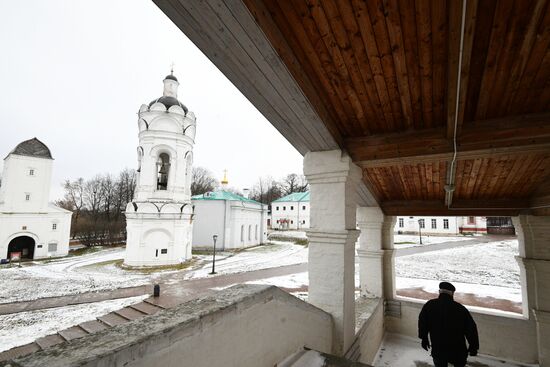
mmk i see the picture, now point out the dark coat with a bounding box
[418,293,479,363]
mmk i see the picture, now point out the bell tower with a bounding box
[124,72,196,266]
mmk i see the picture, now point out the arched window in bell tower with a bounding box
[156,153,170,190]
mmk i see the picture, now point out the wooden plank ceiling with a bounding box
[243,0,550,215]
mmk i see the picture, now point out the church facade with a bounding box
[124,73,196,267]
[192,191,268,250]
[0,138,72,261]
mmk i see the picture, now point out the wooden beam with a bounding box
[446,0,463,139]
[381,199,527,216]
[346,113,550,166]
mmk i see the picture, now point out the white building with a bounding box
[270,192,310,230]
[192,191,268,250]
[0,138,71,260]
[124,73,196,267]
[395,216,487,235]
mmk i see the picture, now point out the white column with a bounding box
[357,206,384,297]
[304,150,361,355]
[381,216,396,299]
[514,215,550,366]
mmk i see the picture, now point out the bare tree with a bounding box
[58,178,85,238]
[191,167,218,195]
[282,173,308,195]
[250,176,283,204]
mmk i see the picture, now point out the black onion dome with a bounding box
[10,138,53,159]
[164,74,178,82]
[148,96,188,114]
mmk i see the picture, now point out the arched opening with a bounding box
[156,153,170,190]
[7,236,35,259]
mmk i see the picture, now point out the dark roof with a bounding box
[148,96,188,114]
[9,138,53,159]
[164,74,178,82]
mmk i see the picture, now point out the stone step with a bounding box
[35,334,65,350]
[0,343,40,362]
[129,301,164,315]
[58,326,89,341]
[97,312,130,327]
[114,306,148,321]
[79,319,109,334]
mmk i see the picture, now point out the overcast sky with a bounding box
[0,1,303,200]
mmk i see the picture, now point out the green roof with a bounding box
[272,191,309,203]
[192,191,261,204]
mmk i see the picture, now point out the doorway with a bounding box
[7,236,35,259]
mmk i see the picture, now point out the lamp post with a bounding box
[418,219,423,245]
[210,234,218,275]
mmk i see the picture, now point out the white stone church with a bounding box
[0,138,72,260]
[124,73,196,267]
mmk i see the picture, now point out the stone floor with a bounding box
[374,334,537,367]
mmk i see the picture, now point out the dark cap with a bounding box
[439,282,456,292]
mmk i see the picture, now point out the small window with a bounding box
[290,206,294,210]
[283,206,286,211]
[37,245,43,248]
[52,223,57,230]
[302,205,306,210]
[276,206,279,211]
[255,225,258,240]
[161,249,168,254]
[25,194,30,201]
[22,226,27,230]
[444,219,449,229]
[48,242,58,252]
[468,216,475,225]
[431,219,437,229]
[248,225,252,241]
[302,220,305,224]
[29,169,34,176]
[241,225,244,242]
[399,218,404,228]
[291,220,294,224]
[277,220,279,223]
[419,219,425,229]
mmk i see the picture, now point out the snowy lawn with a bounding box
[186,242,307,279]
[0,295,146,352]
[267,230,307,239]
[393,234,472,248]
[395,239,521,309]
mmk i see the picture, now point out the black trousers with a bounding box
[432,357,466,367]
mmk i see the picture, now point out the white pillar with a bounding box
[514,215,550,366]
[357,207,384,297]
[381,216,396,299]
[304,150,361,356]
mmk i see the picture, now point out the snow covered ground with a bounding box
[268,230,308,239]
[393,234,471,248]
[0,295,147,352]
[186,241,307,279]
[395,239,521,310]
[0,248,157,304]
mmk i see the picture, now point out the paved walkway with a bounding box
[0,262,307,315]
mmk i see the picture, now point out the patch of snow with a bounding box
[186,242,307,279]
[394,234,471,247]
[395,240,520,289]
[247,271,308,289]
[396,277,522,304]
[0,248,152,304]
[0,295,147,352]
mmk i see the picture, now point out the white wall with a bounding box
[395,216,460,235]
[0,211,71,259]
[229,202,267,249]
[271,201,309,230]
[0,154,53,212]
[385,299,539,364]
[191,200,226,249]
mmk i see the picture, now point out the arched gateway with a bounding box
[7,235,35,259]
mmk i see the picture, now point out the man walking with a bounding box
[418,282,479,367]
